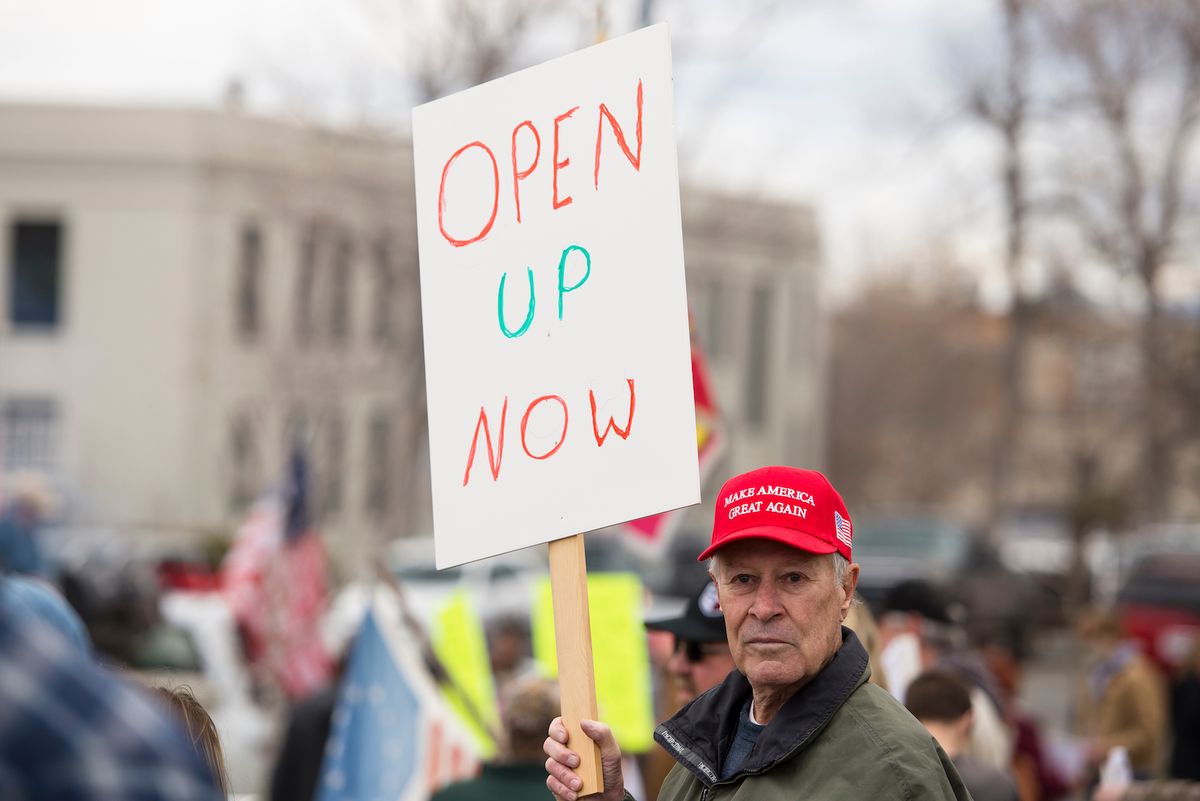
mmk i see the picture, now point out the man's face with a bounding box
[666,638,736,707]
[713,539,857,696]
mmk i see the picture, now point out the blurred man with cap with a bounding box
[880,579,1014,772]
[645,580,736,708]
[545,466,970,801]
[640,581,737,801]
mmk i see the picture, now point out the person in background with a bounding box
[0,572,91,655]
[1168,641,1200,780]
[488,614,539,702]
[433,676,560,801]
[641,579,738,801]
[269,680,337,801]
[844,594,888,692]
[154,686,232,798]
[0,473,53,578]
[906,669,1020,801]
[645,579,737,709]
[880,578,1014,772]
[268,601,357,801]
[0,584,222,801]
[1093,781,1200,801]
[1076,608,1168,781]
[878,578,961,698]
[981,630,1069,801]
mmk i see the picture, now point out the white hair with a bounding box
[832,552,850,586]
[708,551,851,588]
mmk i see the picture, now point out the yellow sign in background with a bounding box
[532,572,654,753]
[432,589,500,758]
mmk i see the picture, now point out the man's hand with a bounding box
[543,717,625,801]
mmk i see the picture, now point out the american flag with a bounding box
[834,511,853,548]
[623,309,725,549]
[222,447,332,698]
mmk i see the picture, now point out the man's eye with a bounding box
[733,574,753,584]
[785,573,804,583]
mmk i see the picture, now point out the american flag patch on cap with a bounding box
[834,511,853,547]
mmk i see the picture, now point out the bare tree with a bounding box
[959,0,1035,532]
[363,0,565,104]
[829,268,1004,521]
[1038,0,1200,518]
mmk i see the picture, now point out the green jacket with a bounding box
[653,629,973,801]
[431,762,553,801]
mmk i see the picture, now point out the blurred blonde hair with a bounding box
[154,685,230,796]
[1076,606,1122,643]
[4,470,56,519]
[844,597,888,692]
[500,675,560,759]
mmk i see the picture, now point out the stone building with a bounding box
[0,101,824,572]
[0,102,422,572]
[683,190,823,481]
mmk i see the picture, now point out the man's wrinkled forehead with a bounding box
[712,538,828,571]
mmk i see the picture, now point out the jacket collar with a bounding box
[654,627,870,787]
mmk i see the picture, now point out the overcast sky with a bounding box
[1,0,1019,304]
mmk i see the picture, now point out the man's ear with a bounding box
[842,563,861,613]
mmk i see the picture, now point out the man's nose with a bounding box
[749,582,783,620]
[667,648,691,676]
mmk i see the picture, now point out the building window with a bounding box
[323,414,345,516]
[229,414,261,511]
[365,413,391,519]
[372,236,396,347]
[236,223,264,340]
[705,277,724,360]
[8,220,63,329]
[2,397,58,472]
[295,222,318,345]
[744,285,772,427]
[330,231,352,344]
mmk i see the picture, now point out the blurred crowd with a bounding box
[1,470,1198,801]
[638,576,1200,801]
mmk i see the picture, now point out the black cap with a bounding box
[881,579,954,625]
[645,581,727,642]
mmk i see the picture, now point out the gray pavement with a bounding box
[1019,627,1080,738]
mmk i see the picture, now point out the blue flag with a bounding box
[317,609,421,801]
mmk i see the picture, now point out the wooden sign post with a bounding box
[548,535,603,794]
[412,25,699,796]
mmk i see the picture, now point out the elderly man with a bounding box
[545,466,970,801]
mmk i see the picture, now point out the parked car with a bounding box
[41,525,162,663]
[996,511,1074,578]
[853,518,1043,649]
[1116,550,1200,673]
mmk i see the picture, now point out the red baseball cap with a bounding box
[698,466,853,562]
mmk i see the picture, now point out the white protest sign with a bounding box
[413,25,699,569]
